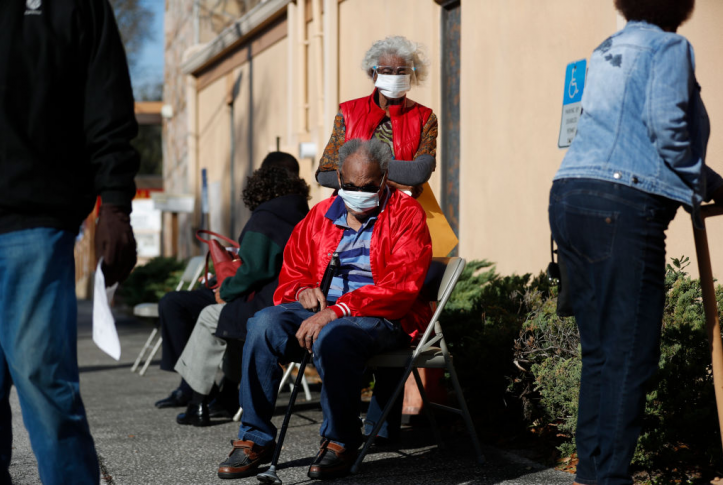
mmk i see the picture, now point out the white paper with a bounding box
[93,258,121,360]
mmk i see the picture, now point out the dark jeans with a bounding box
[549,178,679,485]
[364,367,405,440]
[0,228,98,484]
[158,288,215,372]
[238,302,407,448]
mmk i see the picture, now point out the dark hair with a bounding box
[260,151,300,176]
[614,0,694,30]
[242,166,310,211]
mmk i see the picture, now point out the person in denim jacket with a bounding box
[549,1,723,484]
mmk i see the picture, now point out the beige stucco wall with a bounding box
[195,37,291,238]
[197,74,232,235]
[667,0,723,278]
[460,0,723,278]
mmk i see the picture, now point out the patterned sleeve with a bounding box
[316,111,346,174]
[413,112,438,159]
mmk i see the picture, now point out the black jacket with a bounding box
[216,194,310,341]
[0,0,139,235]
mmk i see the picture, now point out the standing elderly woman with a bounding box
[549,1,723,484]
[316,35,457,257]
[315,35,454,445]
[317,35,435,196]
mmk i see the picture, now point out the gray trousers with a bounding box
[174,303,226,395]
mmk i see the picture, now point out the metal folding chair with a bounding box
[231,362,313,422]
[130,256,205,375]
[352,257,485,474]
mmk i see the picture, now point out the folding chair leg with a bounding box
[352,364,415,475]
[412,368,443,448]
[139,335,163,376]
[235,363,310,424]
[278,363,296,392]
[131,327,158,373]
[447,362,485,464]
[287,364,299,393]
[280,363,313,401]
[300,372,312,401]
[233,407,243,422]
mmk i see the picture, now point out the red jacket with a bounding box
[273,189,433,340]
[340,89,433,160]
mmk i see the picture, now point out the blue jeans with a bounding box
[238,302,406,448]
[0,228,98,484]
[549,179,679,485]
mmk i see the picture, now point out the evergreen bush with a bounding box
[438,260,550,433]
[439,257,723,477]
[507,256,723,477]
[117,256,186,308]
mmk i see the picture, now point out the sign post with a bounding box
[558,59,587,149]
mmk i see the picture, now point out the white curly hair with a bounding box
[361,36,429,85]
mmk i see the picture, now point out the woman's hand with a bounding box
[387,180,424,199]
[295,308,337,352]
[298,287,327,311]
[214,290,225,305]
[711,185,723,205]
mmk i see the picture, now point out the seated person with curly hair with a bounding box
[173,163,311,425]
[154,153,309,421]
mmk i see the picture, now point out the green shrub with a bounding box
[438,260,550,433]
[510,256,723,477]
[635,256,723,471]
[511,292,579,427]
[118,257,186,308]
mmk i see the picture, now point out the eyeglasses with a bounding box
[339,172,386,193]
[372,65,416,76]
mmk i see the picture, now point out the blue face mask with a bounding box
[337,189,380,213]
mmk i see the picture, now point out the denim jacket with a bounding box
[554,21,722,217]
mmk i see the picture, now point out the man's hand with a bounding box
[295,308,337,352]
[298,287,328,311]
[215,290,225,305]
[95,204,137,287]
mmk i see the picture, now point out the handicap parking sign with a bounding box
[558,59,587,148]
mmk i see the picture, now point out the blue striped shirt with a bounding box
[324,192,387,303]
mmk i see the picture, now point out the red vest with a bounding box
[340,89,433,160]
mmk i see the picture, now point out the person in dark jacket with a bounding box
[155,152,301,409]
[0,2,139,484]
[175,167,311,426]
[155,155,309,421]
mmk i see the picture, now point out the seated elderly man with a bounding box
[217,138,432,480]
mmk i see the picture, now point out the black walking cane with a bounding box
[257,253,340,485]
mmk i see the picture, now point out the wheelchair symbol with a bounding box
[568,68,579,100]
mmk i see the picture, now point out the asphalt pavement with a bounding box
[8,300,573,485]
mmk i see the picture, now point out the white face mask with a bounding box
[374,74,411,99]
[338,189,380,213]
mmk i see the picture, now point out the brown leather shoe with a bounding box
[217,440,275,479]
[307,439,357,479]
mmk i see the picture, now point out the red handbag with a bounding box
[195,230,241,289]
